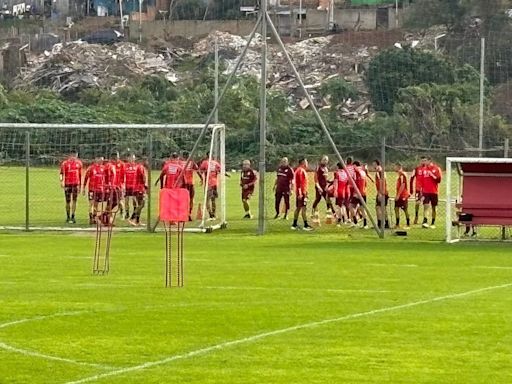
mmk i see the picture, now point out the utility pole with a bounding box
[479,37,485,157]
[258,0,268,235]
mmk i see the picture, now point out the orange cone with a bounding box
[196,203,203,220]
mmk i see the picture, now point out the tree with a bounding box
[367,48,455,113]
[405,0,471,32]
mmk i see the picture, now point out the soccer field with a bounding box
[1,233,512,383]
[1,166,512,383]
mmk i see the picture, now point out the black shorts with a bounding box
[64,185,79,202]
[375,195,389,206]
[350,194,366,206]
[184,184,195,200]
[126,189,145,200]
[335,196,347,207]
[296,196,308,208]
[276,188,290,198]
[315,188,328,200]
[423,193,438,207]
[104,188,121,209]
[89,191,104,202]
[208,186,218,199]
[395,198,409,209]
[242,187,254,200]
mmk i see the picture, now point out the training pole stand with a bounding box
[164,221,185,287]
[92,188,120,275]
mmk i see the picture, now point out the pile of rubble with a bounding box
[17,41,178,94]
[193,32,378,119]
[193,30,263,55]
[15,28,443,119]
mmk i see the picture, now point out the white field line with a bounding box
[204,286,391,293]
[474,266,512,270]
[366,263,418,268]
[77,283,134,288]
[0,310,116,370]
[0,311,87,330]
[64,256,91,259]
[0,342,114,369]
[65,282,512,384]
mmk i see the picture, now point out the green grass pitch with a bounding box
[1,167,512,383]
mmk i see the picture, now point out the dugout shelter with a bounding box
[446,157,512,243]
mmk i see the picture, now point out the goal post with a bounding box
[446,157,512,243]
[0,123,226,233]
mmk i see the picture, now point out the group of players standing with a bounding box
[253,155,442,231]
[59,152,148,225]
[59,151,223,225]
[61,149,442,231]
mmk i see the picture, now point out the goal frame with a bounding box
[446,157,512,243]
[0,123,226,233]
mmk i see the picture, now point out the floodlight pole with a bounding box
[478,37,485,158]
[25,130,30,232]
[120,0,125,30]
[214,37,219,124]
[380,137,386,235]
[265,13,383,238]
[138,0,143,43]
[258,0,268,235]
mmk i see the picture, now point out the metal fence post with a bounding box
[147,132,153,232]
[25,130,30,231]
[380,137,386,238]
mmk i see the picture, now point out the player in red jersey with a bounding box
[344,156,361,225]
[101,158,119,225]
[109,152,125,217]
[373,159,390,229]
[344,157,357,204]
[410,156,428,225]
[422,157,442,229]
[240,160,257,219]
[124,154,147,226]
[59,151,83,224]
[159,153,184,190]
[273,157,294,220]
[333,162,349,226]
[83,157,106,225]
[291,158,312,231]
[352,160,370,229]
[181,151,198,221]
[394,162,411,229]
[199,153,222,220]
[311,155,334,219]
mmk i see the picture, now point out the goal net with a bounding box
[446,157,512,243]
[0,123,226,232]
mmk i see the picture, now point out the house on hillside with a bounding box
[240,0,414,36]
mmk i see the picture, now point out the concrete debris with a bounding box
[193,30,263,55]
[194,32,377,118]
[16,41,178,95]
[13,27,449,119]
[299,98,310,110]
[403,25,448,50]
